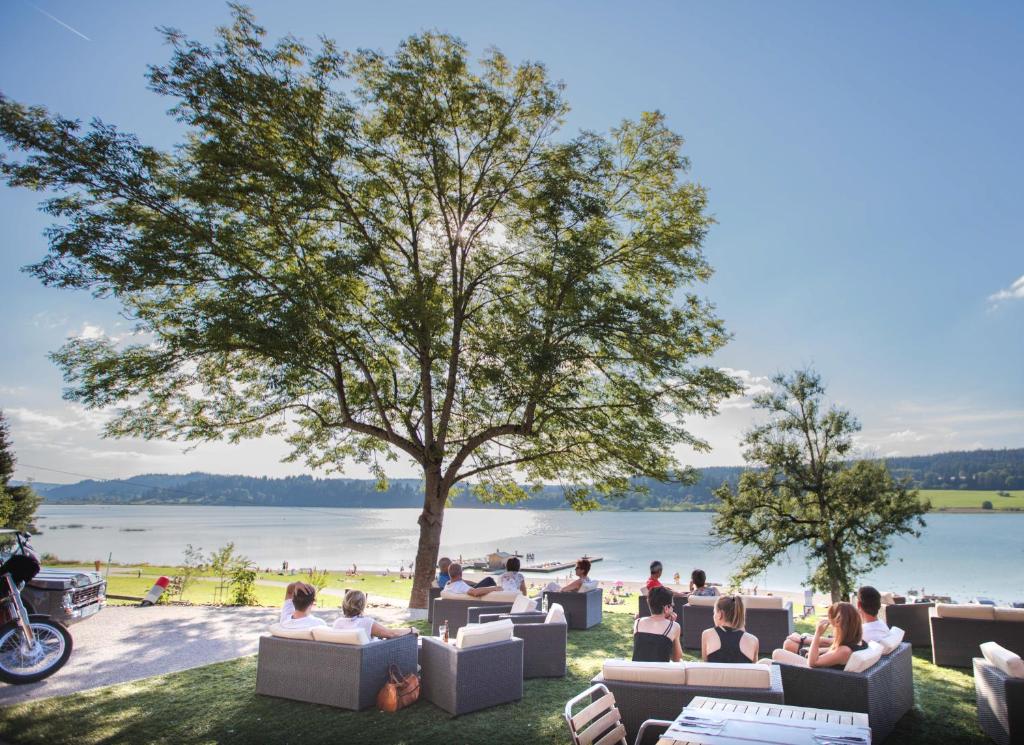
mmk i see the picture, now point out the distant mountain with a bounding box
[10,481,63,493]
[36,448,1024,510]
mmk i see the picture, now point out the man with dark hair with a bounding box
[279,582,326,629]
[436,557,452,590]
[784,584,890,654]
[689,569,719,597]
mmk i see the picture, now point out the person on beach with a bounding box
[701,595,758,663]
[441,562,500,597]
[545,558,598,593]
[278,582,326,629]
[783,585,889,654]
[803,602,869,669]
[632,586,682,662]
[645,561,664,593]
[498,556,528,594]
[280,581,299,623]
[333,590,417,639]
[436,557,452,589]
[689,569,719,597]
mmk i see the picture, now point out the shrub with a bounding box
[230,564,258,606]
[981,500,994,510]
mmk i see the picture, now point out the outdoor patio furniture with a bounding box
[430,591,521,636]
[426,586,441,623]
[681,594,793,653]
[543,588,603,630]
[564,683,673,745]
[591,660,784,745]
[637,594,687,619]
[477,609,567,678]
[773,641,914,742]
[974,645,1024,745]
[255,630,418,711]
[418,623,524,716]
[882,600,934,648]
[930,604,1024,668]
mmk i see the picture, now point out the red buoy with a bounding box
[140,575,170,607]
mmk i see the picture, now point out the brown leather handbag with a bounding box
[376,664,420,712]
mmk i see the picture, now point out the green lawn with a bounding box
[0,612,988,745]
[919,488,1024,511]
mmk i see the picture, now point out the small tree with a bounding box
[176,544,206,600]
[230,561,259,605]
[208,542,246,604]
[713,369,929,602]
[982,500,994,510]
[0,411,42,541]
[305,567,329,593]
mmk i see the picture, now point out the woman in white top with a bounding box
[279,582,327,629]
[498,556,528,594]
[333,590,417,639]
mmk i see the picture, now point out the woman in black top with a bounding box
[700,595,759,663]
[808,602,867,669]
[632,586,682,662]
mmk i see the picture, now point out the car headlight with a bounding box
[62,591,74,611]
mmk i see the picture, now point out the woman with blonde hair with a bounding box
[807,602,868,668]
[700,595,758,663]
[333,590,417,639]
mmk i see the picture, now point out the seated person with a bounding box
[806,602,868,669]
[436,556,452,589]
[334,589,417,638]
[632,586,682,662]
[689,569,719,597]
[784,585,889,654]
[545,558,598,593]
[498,556,527,595]
[645,560,664,594]
[279,582,326,629]
[440,562,500,597]
[701,595,758,663]
[280,581,299,624]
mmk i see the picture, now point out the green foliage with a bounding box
[0,7,737,606]
[175,544,206,600]
[713,369,929,601]
[229,563,258,606]
[0,411,42,537]
[981,500,994,510]
[208,542,249,604]
[303,567,329,592]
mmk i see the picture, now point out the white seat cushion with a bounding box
[994,608,1024,622]
[981,642,1024,678]
[438,591,475,601]
[455,618,514,649]
[545,602,566,625]
[602,659,687,685]
[845,644,884,673]
[740,595,784,610]
[686,594,717,607]
[268,623,315,641]
[933,603,996,620]
[310,627,370,645]
[511,594,537,613]
[684,662,772,689]
[876,627,905,654]
[772,648,809,667]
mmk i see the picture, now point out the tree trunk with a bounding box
[824,541,842,603]
[409,464,446,617]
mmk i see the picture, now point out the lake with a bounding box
[33,504,1024,604]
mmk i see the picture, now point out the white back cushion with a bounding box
[512,594,537,613]
[934,603,995,620]
[456,618,514,649]
[877,627,905,654]
[602,659,687,685]
[981,642,1024,678]
[485,591,523,603]
[845,643,884,673]
[685,662,772,689]
[268,623,314,641]
[311,627,370,645]
[740,595,784,610]
[994,608,1024,623]
[545,602,566,625]
[687,594,717,607]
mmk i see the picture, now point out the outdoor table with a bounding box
[656,695,871,745]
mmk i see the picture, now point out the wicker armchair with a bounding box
[431,596,516,636]
[542,588,603,630]
[255,633,418,711]
[591,664,784,745]
[419,636,524,716]
[426,586,441,624]
[478,611,567,678]
[774,642,914,742]
[681,599,793,653]
[637,594,687,619]
[931,615,1024,668]
[974,657,1024,745]
[882,602,934,648]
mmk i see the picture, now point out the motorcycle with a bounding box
[0,530,73,684]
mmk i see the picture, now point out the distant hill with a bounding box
[36,448,1024,510]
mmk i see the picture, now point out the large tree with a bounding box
[0,412,42,535]
[713,370,928,602]
[0,7,738,611]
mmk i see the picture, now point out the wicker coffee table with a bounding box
[657,696,871,744]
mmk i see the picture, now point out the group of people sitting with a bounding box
[436,556,598,597]
[277,581,418,639]
[633,582,890,670]
[646,561,720,598]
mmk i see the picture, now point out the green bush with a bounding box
[230,565,258,606]
[982,500,994,510]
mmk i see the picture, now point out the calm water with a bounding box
[33,505,1024,604]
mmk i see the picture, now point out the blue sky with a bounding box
[1,1,1021,484]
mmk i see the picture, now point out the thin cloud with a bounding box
[27,2,90,41]
[988,274,1024,305]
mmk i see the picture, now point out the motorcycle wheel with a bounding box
[0,615,73,684]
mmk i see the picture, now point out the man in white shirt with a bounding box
[440,563,501,598]
[278,582,326,629]
[784,585,890,653]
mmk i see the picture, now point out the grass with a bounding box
[0,611,989,745]
[919,489,1024,511]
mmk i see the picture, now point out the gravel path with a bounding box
[0,602,410,707]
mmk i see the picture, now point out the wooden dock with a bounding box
[522,556,603,573]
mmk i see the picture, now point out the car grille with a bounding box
[72,584,104,606]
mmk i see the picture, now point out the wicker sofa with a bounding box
[426,586,442,623]
[882,601,934,648]
[974,646,1024,745]
[773,641,914,742]
[478,610,567,678]
[542,588,603,630]
[681,594,793,653]
[591,660,784,745]
[430,591,521,636]
[256,631,418,710]
[930,604,1024,668]
[419,631,524,716]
